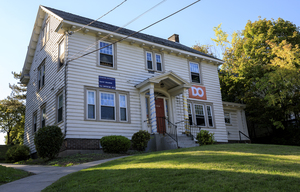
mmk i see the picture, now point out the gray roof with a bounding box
[44,6,220,60]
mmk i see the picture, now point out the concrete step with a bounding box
[177,134,198,148]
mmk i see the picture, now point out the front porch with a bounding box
[135,71,199,150]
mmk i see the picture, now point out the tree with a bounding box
[220,18,300,131]
[9,71,27,101]
[192,42,218,58]
[0,98,25,145]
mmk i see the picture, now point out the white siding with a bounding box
[66,32,228,142]
[24,14,65,153]
[224,108,249,141]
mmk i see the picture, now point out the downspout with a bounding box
[64,31,69,136]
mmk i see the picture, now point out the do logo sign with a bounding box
[188,85,207,100]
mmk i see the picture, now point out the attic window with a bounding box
[99,41,114,67]
[41,19,50,47]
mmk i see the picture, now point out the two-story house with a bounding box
[21,6,249,155]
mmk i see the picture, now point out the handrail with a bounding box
[157,117,178,148]
[239,131,251,143]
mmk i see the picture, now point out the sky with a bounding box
[0,0,299,144]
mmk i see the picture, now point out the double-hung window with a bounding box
[41,107,46,128]
[146,51,163,72]
[206,105,213,127]
[155,54,162,71]
[57,93,63,123]
[224,112,231,124]
[38,61,45,90]
[58,39,65,68]
[190,62,201,83]
[42,20,50,47]
[194,104,205,126]
[33,113,37,133]
[146,52,153,70]
[87,91,96,119]
[100,92,115,120]
[119,95,127,121]
[99,42,114,67]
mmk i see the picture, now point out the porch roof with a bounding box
[135,71,191,93]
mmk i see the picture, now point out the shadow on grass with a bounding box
[44,167,300,192]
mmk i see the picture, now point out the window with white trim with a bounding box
[224,112,231,124]
[58,39,65,68]
[188,102,215,128]
[41,20,50,47]
[99,42,114,67]
[195,104,205,126]
[33,113,37,133]
[145,51,163,72]
[190,62,201,83]
[100,92,115,120]
[57,93,63,123]
[207,105,213,127]
[119,94,127,121]
[41,107,46,128]
[155,54,162,71]
[38,60,45,90]
[87,90,96,119]
[146,52,153,70]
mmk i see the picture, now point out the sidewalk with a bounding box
[0,156,127,192]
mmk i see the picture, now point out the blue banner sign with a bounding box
[99,76,115,89]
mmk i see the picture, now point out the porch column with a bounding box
[149,83,157,133]
[183,88,190,133]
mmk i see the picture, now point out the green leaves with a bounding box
[220,17,300,130]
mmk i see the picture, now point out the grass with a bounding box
[43,144,300,192]
[15,152,130,167]
[0,165,33,185]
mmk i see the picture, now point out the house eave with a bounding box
[57,20,224,65]
[20,5,63,85]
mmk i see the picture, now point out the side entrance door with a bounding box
[155,98,165,134]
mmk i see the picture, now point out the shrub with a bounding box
[196,130,215,145]
[100,135,131,153]
[34,125,64,159]
[132,130,151,151]
[5,145,30,163]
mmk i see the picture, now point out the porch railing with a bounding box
[157,117,178,148]
[239,131,251,143]
[175,119,202,141]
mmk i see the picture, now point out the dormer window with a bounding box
[99,42,114,67]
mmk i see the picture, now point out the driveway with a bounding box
[0,156,127,192]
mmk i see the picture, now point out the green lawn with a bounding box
[0,165,33,185]
[43,144,300,192]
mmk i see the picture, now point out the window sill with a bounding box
[190,82,204,86]
[225,123,232,126]
[84,119,130,124]
[97,64,117,70]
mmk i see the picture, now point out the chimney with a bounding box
[168,34,179,43]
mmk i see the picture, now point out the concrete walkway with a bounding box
[0,156,127,192]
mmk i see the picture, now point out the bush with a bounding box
[34,125,64,159]
[5,145,30,163]
[132,130,151,151]
[196,130,215,145]
[100,135,131,153]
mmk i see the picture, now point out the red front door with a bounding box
[155,98,165,133]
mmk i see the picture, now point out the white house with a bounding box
[21,6,249,155]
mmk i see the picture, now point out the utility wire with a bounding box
[67,0,201,63]
[71,0,127,34]
[68,0,167,60]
